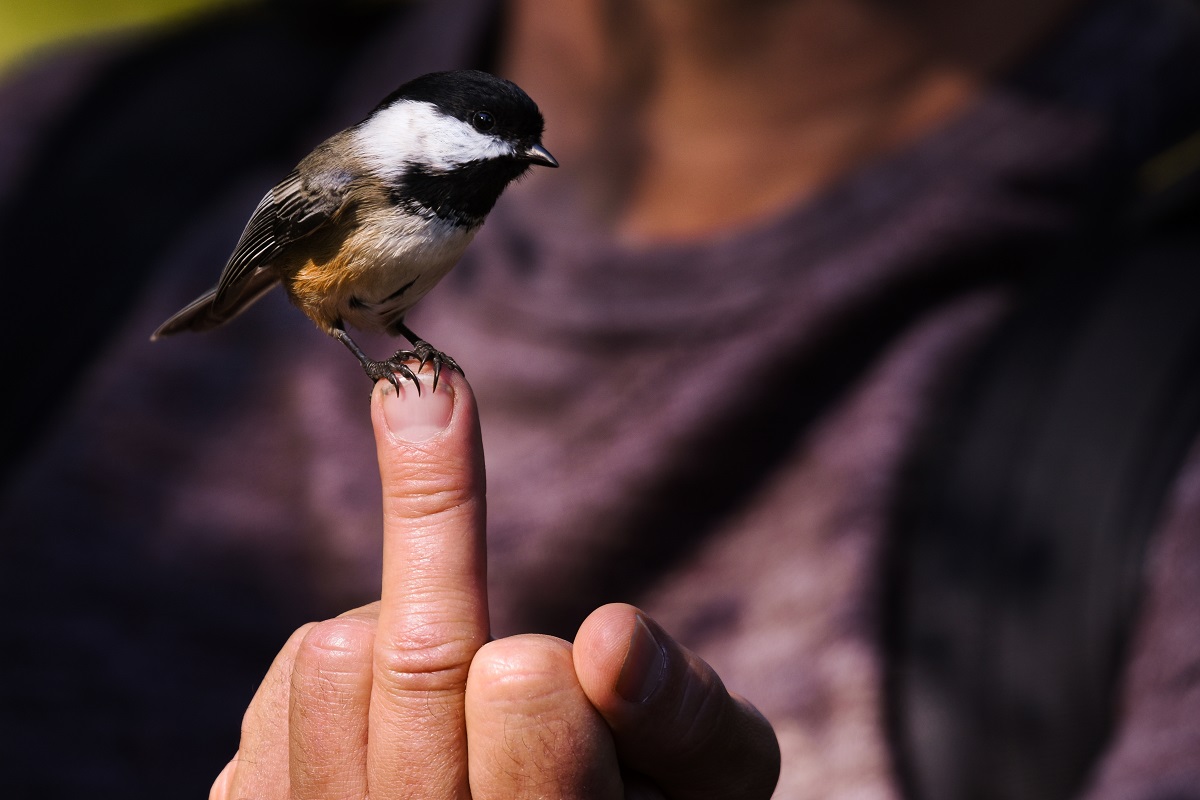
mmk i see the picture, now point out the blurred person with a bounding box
[2,0,1199,797]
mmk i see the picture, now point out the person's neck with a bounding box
[498,0,1087,241]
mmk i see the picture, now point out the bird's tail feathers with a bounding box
[151,274,279,340]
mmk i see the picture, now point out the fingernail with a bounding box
[378,374,454,442]
[617,615,667,704]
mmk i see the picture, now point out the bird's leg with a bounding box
[332,326,420,394]
[390,321,463,393]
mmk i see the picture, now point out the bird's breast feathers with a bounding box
[287,206,477,334]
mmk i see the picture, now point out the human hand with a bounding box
[211,371,780,799]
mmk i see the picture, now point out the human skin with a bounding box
[499,0,1087,240]
[212,371,781,799]
[216,1,1093,795]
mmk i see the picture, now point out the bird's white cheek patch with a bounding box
[355,100,513,178]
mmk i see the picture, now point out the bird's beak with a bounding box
[522,143,559,168]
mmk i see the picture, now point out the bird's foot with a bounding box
[361,358,421,394]
[362,342,461,394]
[388,341,462,393]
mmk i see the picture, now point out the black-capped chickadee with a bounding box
[153,69,557,391]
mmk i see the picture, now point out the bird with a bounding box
[152,69,557,392]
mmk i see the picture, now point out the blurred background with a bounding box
[0,0,244,75]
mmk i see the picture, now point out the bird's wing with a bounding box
[211,165,353,315]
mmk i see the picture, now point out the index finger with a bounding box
[367,370,489,799]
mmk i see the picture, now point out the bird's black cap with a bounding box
[372,69,546,144]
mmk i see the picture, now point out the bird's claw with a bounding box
[363,359,420,394]
[361,343,462,395]
[392,341,463,393]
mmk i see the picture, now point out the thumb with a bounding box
[573,604,781,800]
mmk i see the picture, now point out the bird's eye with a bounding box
[471,110,496,132]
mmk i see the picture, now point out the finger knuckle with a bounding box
[664,655,732,759]
[384,474,478,522]
[297,617,375,660]
[292,618,375,701]
[469,635,575,701]
[374,626,479,696]
[666,670,782,798]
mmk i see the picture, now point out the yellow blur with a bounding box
[0,0,243,74]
